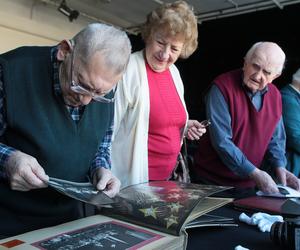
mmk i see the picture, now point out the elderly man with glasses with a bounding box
[0,23,131,238]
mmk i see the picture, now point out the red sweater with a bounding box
[193,69,282,188]
[146,63,186,180]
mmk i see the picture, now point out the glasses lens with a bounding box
[70,83,90,95]
[71,83,114,103]
[93,95,115,103]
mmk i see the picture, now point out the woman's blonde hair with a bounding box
[141,0,198,59]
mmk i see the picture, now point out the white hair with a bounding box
[72,23,131,74]
[292,68,300,84]
[244,42,286,75]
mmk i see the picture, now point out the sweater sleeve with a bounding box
[112,52,141,140]
[0,64,17,177]
[206,84,256,176]
[282,93,300,154]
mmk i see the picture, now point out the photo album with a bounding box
[0,180,235,250]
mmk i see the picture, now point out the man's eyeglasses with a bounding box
[69,49,115,103]
[70,81,115,103]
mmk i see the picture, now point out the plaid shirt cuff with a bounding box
[89,156,111,180]
[0,143,16,178]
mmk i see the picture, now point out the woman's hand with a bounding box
[186,120,208,140]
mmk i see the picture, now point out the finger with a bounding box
[259,177,278,193]
[187,131,199,140]
[296,179,300,191]
[288,177,300,191]
[11,181,31,191]
[22,166,47,188]
[10,174,36,191]
[188,129,199,137]
[188,120,201,128]
[275,168,287,186]
[265,178,279,193]
[265,185,279,194]
[32,165,49,184]
[279,174,287,186]
[9,165,38,191]
[96,172,111,191]
[190,125,202,132]
[197,127,206,134]
[195,128,206,137]
[103,178,121,198]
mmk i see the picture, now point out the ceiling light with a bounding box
[58,0,79,22]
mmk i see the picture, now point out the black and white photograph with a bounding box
[32,221,162,250]
[48,177,114,206]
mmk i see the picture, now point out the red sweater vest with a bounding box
[193,69,282,188]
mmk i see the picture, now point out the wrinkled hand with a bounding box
[249,168,278,193]
[275,167,300,191]
[4,151,49,191]
[92,168,121,198]
[186,120,206,140]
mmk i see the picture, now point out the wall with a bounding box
[175,3,300,120]
[129,3,300,119]
[0,0,90,53]
[2,0,300,121]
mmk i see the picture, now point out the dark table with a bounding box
[186,188,284,250]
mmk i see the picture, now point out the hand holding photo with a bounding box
[256,184,300,198]
[48,177,114,206]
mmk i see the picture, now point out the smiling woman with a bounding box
[111,1,207,188]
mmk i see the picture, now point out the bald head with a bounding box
[243,42,286,93]
[245,42,286,75]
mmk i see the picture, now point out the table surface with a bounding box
[186,203,283,250]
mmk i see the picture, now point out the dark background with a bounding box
[129,3,300,121]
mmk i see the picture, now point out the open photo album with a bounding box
[0,180,235,250]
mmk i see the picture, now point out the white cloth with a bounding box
[239,212,283,232]
[111,50,188,188]
[235,245,250,250]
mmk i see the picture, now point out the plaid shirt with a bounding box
[0,47,113,178]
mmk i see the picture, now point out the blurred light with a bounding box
[58,0,79,22]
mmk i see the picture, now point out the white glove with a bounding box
[235,245,250,250]
[239,212,283,232]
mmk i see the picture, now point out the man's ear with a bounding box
[242,59,247,70]
[272,73,281,82]
[56,39,73,61]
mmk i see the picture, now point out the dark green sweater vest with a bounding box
[0,46,114,235]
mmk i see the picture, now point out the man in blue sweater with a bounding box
[281,68,300,177]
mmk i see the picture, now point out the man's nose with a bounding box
[80,95,93,106]
[254,70,263,82]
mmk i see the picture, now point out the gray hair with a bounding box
[244,42,286,75]
[141,0,198,59]
[72,23,131,74]
[292,68,300,84]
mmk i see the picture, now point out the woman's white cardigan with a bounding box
[111,50,188,188]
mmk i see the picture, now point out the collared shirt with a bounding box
[0,47,112,178]
[289,84,300,94]
[206,84,286,177]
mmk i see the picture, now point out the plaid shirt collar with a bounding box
[50,46,84,121]
[50,46,63,96]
